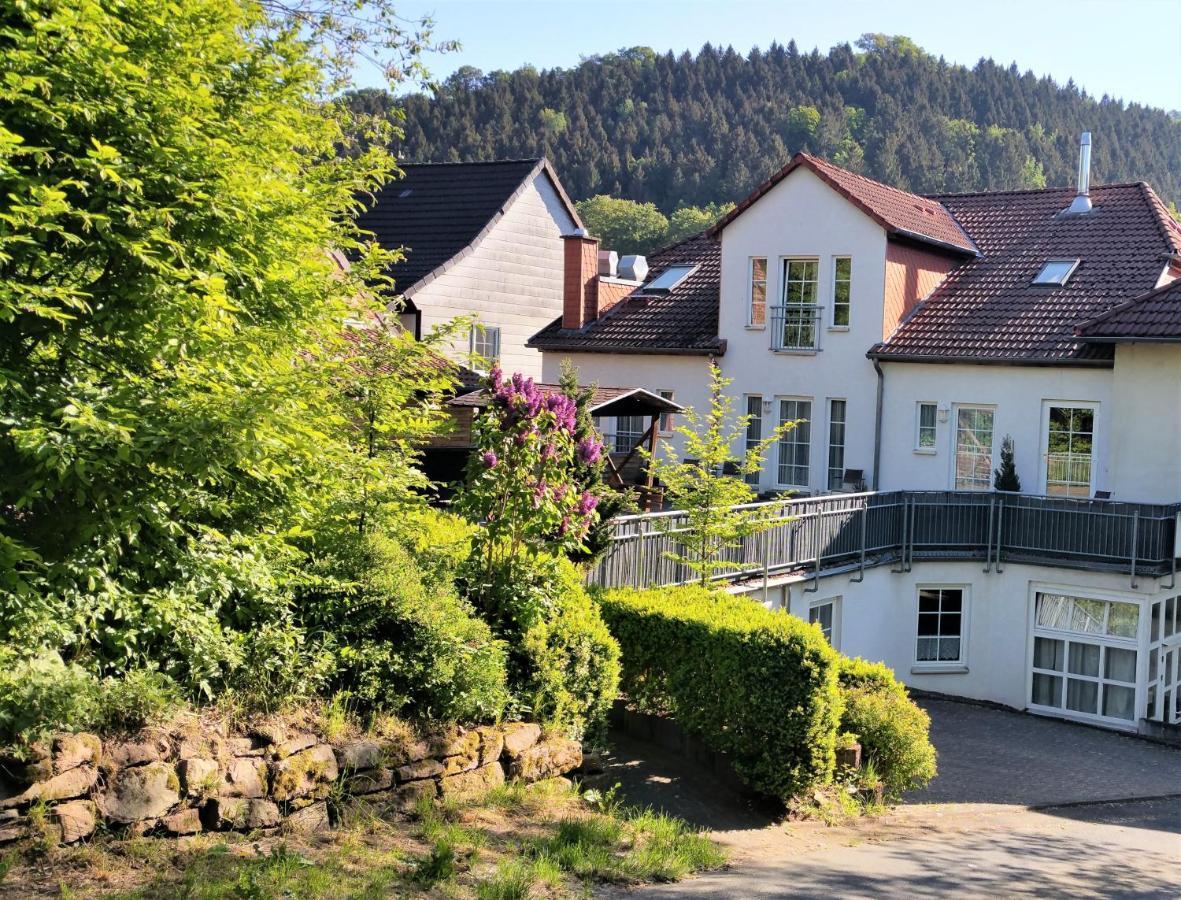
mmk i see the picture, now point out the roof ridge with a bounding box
[397,157,544,167]
[928,180,1151,200]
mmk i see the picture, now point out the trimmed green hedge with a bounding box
[597,585,842,799]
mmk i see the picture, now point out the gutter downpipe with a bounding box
[872,359,885,491]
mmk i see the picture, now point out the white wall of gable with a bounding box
[411,171,576,379]
[1108,344,1181,502]
[717,166,888,494]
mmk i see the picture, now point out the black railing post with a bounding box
[984,495,995,573]
[1130,509,1140,590]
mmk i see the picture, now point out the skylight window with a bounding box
[642,265,697,294]
[1032,259,1080,286]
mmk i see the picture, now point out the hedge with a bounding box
[596,585,842,799]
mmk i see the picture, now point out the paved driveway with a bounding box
[602,698,1181,899]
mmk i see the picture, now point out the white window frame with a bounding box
[1039,400,1098,498]
[776,396,812,489]
[1026,584,1145,730]
[829,255,852,330]
[772,257,821,352]
[612,415,646,454]
[744,394,764,487]
[809,597,842,650]
[747,256,768,329]
[826,398,846,492]
[469,323,501,369]
[915,401,938,454]
[657,390,675,435]
[950,404,996,492]
[913,584,970,672]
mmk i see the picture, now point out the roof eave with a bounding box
[528,340,725,357]
[1074,335,1181,344]
[868,350,1113,368]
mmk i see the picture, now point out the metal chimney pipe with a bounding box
[1066,132,1093,214]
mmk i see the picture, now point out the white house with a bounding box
[358,158,581,379]
[542,137,1181,735]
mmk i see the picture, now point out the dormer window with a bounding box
[641,265,696,294]
[1033,259,1080,286]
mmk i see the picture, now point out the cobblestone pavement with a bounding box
[910,697,1181,806]
[601,698,1181,898]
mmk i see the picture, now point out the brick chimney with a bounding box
[562,229,600,329]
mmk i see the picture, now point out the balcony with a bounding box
[769,304,822,351]
[587,491,1181,591]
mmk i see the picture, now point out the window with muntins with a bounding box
[827,399,846,491]
[832,256,851,326]
[773,258,820,350]
[954,407,994,490]
[916,402,937,450]
[777,399,811,486]
[613,415,646,454]
[470,324,501,369]
[916,587,965,663]
[1045,405,1094,497]
[749,258,767,326]
[744,396,763,486]
[809,600,837,646]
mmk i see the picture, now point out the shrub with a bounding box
[597,585,841,799]
[836,657,936,798]
[302,533,510,723]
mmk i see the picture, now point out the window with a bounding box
[832,256,851,327]
[749,257,767,326]
[827,399,846,491]
[613,415,646,454]
[809,598,840,649]
[916,402,938,451]
[954,406,994,491]
[1031,593,1139,723]
[469,324,500,368]
[1032,258,1080,286]
[916,587,965,664]
[1045,405,1095,497]
[658,390,675,434]
[642,264,697,293]
[744,396,763,486]
[772,258,820,350]
[777,398,811,487]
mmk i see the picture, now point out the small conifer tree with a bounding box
[994,434,1021,492]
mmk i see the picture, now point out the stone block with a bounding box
[226,738,265,757]
[52,734,101,774]
[274,733,317,760]
[439,762,504,800]
[52,799,97,843]
[249,723,288,747]
[102,738,168,772]
[506,738,582,782]
[1,765,99,810]
[335,740,382,772]
[177,758,219,797]
[346,768,394,795]
[101,762,180,823]
[477,727,504,766]
[284,801,329,834]
[0,818,27,844]
[204,797,281,831]
[161,807,204,836]
[387,779,437,813]
[223,757,268,799]
[432,728,479,759]
[270,744,337,802]
[501,723,541,759]
[442,752,479,777]
[396,758,443,783]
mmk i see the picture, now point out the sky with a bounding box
[363,0,1181,112]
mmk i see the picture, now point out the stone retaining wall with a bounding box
[0,720,581,846]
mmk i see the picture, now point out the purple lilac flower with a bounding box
[532,478,548,508]
[577,436,603,465]
[481,450,498,469]
[576,491,599,516]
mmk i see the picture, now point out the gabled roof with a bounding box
[1074,277,1181,342]
[357,158,581,298]
[450,384,683,417]
[711,152,978,257]
[871,182,1181,365]
[528,231,724,356]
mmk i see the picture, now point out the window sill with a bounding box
[827,325,850,332]
[770,349,819,356]
[745,324,766,331]
[910,664,969,675]
[913,448,937,456]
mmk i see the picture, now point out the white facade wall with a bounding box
[1108,344,1181,503]
[411,172,576,380]
[879,363,1114,495]
[735,560,1169,728]
[716,167,888,495]
[539,352,712,462]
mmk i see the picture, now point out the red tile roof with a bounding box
[871,182,1181,364]
[1074,277,1181,341]
[711,152,978,256]
[527,231,723,355]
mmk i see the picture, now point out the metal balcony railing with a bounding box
[769,304,823,351]
[586,490,1181,591]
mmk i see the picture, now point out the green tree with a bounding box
[994,435,1022,492]
[664,202,735,246]
[575,195,669,255]
[644,366,794,585]
[0,0,440,700]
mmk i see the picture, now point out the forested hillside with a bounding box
[347,34,1181,213]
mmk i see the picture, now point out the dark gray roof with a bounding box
[528,231,724,355]
[1075,277,1181,342]
[357,158,580,297]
